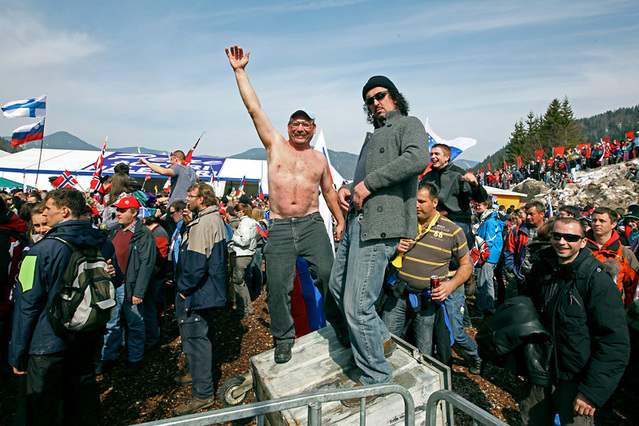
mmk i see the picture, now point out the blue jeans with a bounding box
[263,212,343,344]
[329,213,399,385]
[444,291,481,362]
[475,262,497,315]
[176,295,216,400]
[382,294,437,357]
[102,285,145,362]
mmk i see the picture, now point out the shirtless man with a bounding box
[226,45,346,363]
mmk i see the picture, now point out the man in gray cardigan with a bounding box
[329,76,429,400]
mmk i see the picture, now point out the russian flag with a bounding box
[11,118,45,147]
[258,183,264,199]
[425,119,476,161]
[2,94,46,118]
[235,176,245,196]
[290,258,326,337]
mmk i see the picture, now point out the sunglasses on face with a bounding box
[551,232,583,243]
[365,90,388,106]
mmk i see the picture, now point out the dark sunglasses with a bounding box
[365,90,388,106]
[551,232,583,243]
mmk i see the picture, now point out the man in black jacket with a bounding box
[98,196,156,376]
[521,218,629,425]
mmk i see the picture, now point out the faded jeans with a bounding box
[382,294,438,357]
[329,213,399,385]
[475,262,497,315]
[102,285,145,363]
[444,291,481,363]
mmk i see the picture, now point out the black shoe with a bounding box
[124,361,142,376]
[469,360,482,375]
[274,342,293,364]
[96,359,117,375]
[334,327,351,348]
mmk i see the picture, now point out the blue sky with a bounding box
[1,0,637,161]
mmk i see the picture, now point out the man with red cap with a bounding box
[97,196,156,376]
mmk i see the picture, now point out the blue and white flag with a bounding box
[425,119,476,161]
[2,94,47,118]
[11,118,45,147]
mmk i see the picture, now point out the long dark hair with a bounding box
[363,88,410,126]
[106,172,133,206]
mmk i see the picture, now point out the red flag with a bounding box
[517,156,523,168]
[626,131,634,140]
[552,146,565,158]
[52,170,78,189]
[145,174,151,182]
[487,162,491,171]
[185,132,205,165]
[601,137,610,144]
[504,160,508,169]
[535,149,544,162]
[478,169,485,173]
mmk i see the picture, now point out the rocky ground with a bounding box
[514,159,639,209]
[1,291,636,425]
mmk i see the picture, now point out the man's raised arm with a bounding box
[226,45,280,150]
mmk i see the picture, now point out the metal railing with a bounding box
[425,389,509,426]
[140,382,415,426]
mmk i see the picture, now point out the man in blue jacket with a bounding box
[10,188,119,424]
[472,200,507,317]
[173,183,227,416]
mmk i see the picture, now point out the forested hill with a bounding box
[471,102,639,172]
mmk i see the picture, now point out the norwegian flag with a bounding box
[185,132,205,165]
[90,175,102,192]
[90,137,108,191]
[52,170,78,189]
[235,176,245,196]
[163,177,171,193]
[145,174,151,182]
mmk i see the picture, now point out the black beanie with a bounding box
[362,75,398,100]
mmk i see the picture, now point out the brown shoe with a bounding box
[341,382,381,407]
[174,372,193,386]
[383,338,397,358]
[173,396,216,416]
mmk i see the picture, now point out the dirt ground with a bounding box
[1,292,637,425]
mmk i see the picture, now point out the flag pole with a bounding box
[34,120,46,188]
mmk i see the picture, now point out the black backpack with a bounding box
[46,237,116,338]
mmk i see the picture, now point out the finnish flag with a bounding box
[2,94,47,118]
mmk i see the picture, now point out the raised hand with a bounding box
[225,45,250,70]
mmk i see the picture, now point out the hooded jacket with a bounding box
[477,210,507,264]
[9,220,118,368]
[177,205,227,311]
[585,230,638,307]
[523,246,629,408]
[422,162,488,225]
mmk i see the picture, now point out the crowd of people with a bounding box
[0,43,636,425]
[477,131,639,191]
